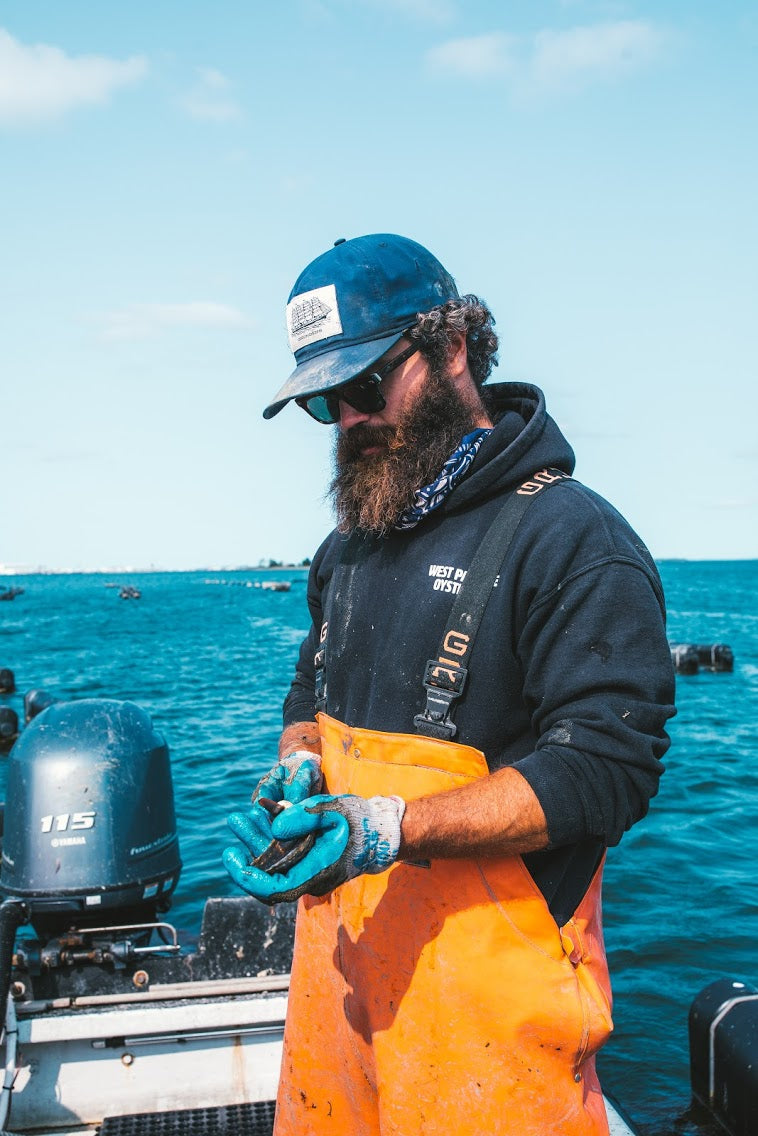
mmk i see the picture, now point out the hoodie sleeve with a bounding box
[282,530,339,728]
[510,487,676,848]
[282,622,320,727]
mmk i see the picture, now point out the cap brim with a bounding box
[263,331,406,419]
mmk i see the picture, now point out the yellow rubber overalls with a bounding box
[274,712,613,1135]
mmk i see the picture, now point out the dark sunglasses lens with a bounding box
[301,393,338,424]
[342,376,384,414]
[300,375,384,425]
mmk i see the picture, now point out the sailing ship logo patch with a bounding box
[287,284,342,351]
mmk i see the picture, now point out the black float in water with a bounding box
[670,644,699,674]
[670,643,735,674]
[23,688,59,723]
[694,643,734,671]
[0,668,15,693]
[0,707,18,751]
[689,978,758,1136]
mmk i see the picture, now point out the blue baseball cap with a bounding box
[263,233,459,419]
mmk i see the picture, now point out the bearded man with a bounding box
[223,234,675,1136]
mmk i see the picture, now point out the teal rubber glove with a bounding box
[223,793,406,905]
[252,750,323,806]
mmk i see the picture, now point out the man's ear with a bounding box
[446,333,492,426]
[447,332,468,379]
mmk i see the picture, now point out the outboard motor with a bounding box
[0,698,182,945]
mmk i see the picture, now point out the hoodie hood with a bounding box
[448,381,576,511]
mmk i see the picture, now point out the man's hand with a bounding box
[252,749,323,806]
[222,793,405,904]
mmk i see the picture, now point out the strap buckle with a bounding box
[314,647,327,713]
[413,658,468,740]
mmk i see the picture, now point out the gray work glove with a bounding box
[252,749,323,807]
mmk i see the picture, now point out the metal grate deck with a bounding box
[99,1100,276,1135]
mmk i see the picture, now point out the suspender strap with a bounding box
[413,469,569,739]
[313,633,327,714]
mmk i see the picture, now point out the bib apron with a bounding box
[274,712,613,1135]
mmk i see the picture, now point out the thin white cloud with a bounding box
[426,33,516,80]
[375,0,456,22]
[179,66,241,122]
[426,20,663,92]
[319,0,456,23]
[557,0,632,15]
[281,172,309,195]
[0,27,147,125]
[704,497,757,510]
[100,302,252,341]
[533,21,662,88]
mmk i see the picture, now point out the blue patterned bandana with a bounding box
[394,429,492,531]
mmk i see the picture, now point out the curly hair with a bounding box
[408,295,499,388]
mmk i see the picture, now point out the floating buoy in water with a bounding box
[0,706,19,751]
[670,644,699,674]
[670,643,734,674]
[694,643,734,671]
[0,668,15,694]
[689,978,758,1136]
[24,688,58,723]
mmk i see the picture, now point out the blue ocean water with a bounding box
[0,561,756,1135]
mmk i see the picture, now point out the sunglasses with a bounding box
[296,339,419,425]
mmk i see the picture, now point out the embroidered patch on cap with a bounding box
[287,284,343,352]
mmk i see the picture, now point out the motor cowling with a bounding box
[0,698,181,939]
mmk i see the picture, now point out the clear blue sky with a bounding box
[2,0,756,570]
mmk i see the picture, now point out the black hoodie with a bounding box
[283,382,676,923]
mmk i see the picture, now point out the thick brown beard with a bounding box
[329,368,482,535]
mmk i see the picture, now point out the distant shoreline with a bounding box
[0,564,311,577]
[2,558,756,578]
